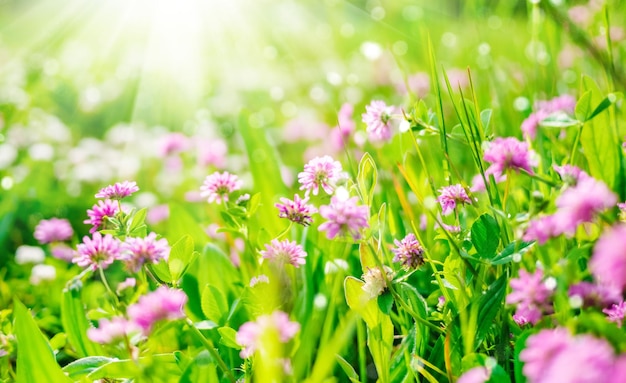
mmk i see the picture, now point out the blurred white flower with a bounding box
[15,245,45,265]
[30,264,56,285]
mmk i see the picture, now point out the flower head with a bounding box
[362,266,394,299]
[458,366,491,383]
[568,281,621,309]
[437,184,472,216]
[200,171,242,204]
[506,269,554,325]
[523,215,558,244]
[87,317,140,344]
[260,239,307,268]
[392,233,425,269]
[590,224,626,291]
[275,194,317,226]
[318,194,369,240]
[84,199,120,234]
[483,137,537,178]
[95,181,139,200]
[553,164,589,186]
[30,264,56,285]
[362,100,397,143]
[297,155,343,196]
[127,286,187,334]
[34,218,73,244]
[236,311,300,359]
[74,232,122,270]
[603,301,626,328]
[520,329,615,383]
[50,243,76,262]
[121,233,170,272]
[157,132,189,157]
[553,177,617,236]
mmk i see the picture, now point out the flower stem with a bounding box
[98,266,120,309]
[186,318,236,383]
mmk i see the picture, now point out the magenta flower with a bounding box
[437,184,472,216]
[318,195,369,240]
[50,243,76,262]
[590,225,626,291]
[523,215,557,244]
[553,164,589,186]
[603,301,626,328]
[236,311,300,358]
[74,232,122,270]
[95,181,139,200]
[200,171,242,204]
[34,218,73,244]
[362,100,397,143]
[568,281,621,308]
[127,286,187,334]
[458,366,491,383]
[520,329,614,383]
[391,233,425,269]
[197,138,227,168]
[157,132,189,157]
[521,95,576,139]
[275,194,317,226]
[297,155,343,196]
[506,269,554,325]
[84,199,120,234]
[552,177,617,236]
[483,137,537,178]
[249,274,269,287]
[260,239,307,268]
[146,204,169,225]
[87,317,140,344]
[121,232,170,272]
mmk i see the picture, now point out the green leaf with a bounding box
[238,111,287,236]
[61,280,103,358]
[335,354,360,383]
[575,90,593,122]
[474,274,507,346]
[357,152,378,206]
[87,354,178,380]
[148,259,173,283]
[344,277,393,383]
[218,326,241,349]
[13,298,72,383]
[166,203,207,249]
[538,112,580,128]
[490,241,534,265]
[179,350,219,383]
[471,214,500,259]
[63,356,115,379]
[128,207,147,237]
[580,75,619,189]
[377,291,393,315]
[513,330,532,383]
[480,109,492,136]
[169,235,197,282]
[201,284,228,325]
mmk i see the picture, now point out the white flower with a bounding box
[30,264,56,285]
[15,245,45,265]
[362,266,394,299]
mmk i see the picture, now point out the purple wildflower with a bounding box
[95,181,139,200]
[200,171,243,204]
[483,137,537,178]
[521,329,615,383]
[553,164,589,186]
[146,204,169,225]
[523,215,557,244]
[197,138,227,168]
[318,194,369,240]
[391,233,425,269]
[361,100,397,143]
[157,132,189,157]
[506,269,554,325]
[127,286,187,334]
[521,95,576,139]
[590,225,626,291]
[50,243,76,262]
[34,218,74,244]
[87,317,140,344]
[249,274,270,287]
[437,184,472,216]
[552,177,617,236]
[458,366,491,383]
[275,194,317,226]
[568,281,621,308]
[330,103,356,151]
[236,311,300,359]
[74,232,122,270]
[297,155,343,196]
[603,301,626,328]
[121,233,170,272]
[84,199,120,234]
[260,239,307,268]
